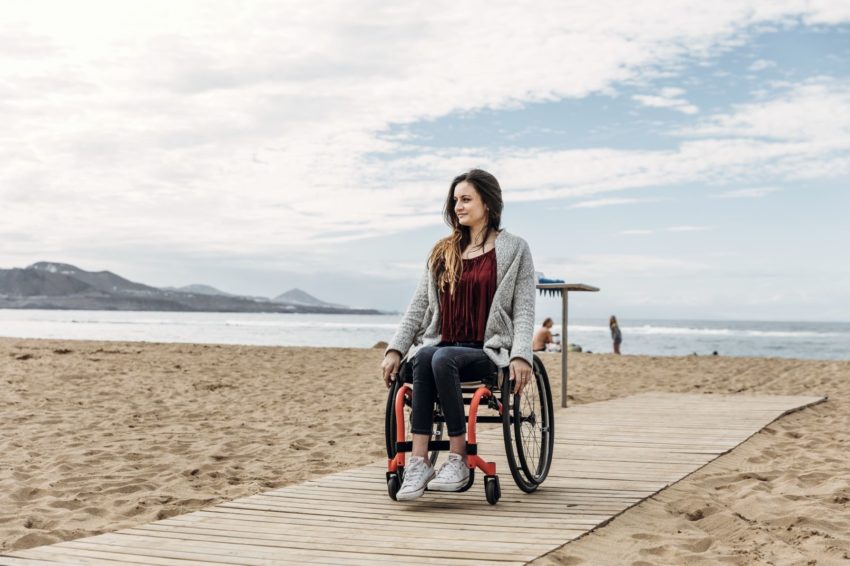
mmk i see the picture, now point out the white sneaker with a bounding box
[395,456,435,501]
[427,453,470,492]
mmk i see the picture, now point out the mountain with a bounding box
[0,262,382,314]
[273,288,345,309]
[29,262,157,294]
[0,268,92,296]
[162,284,236,297]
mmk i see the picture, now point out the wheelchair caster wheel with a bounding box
[387,473,400,500]
[484,475,501,505]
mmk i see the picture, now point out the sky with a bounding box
[1,1,849,321]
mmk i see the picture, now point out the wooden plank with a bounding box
[124,523,556,554]
[2,393,825,566]
[72,532,529,563]
[143,519,576,546]
[0,557,80,566]
[239,493,613,521]
[195,507,581,536]
[255,486,637,511]
[12,545,226,566]
[217,501,604,529]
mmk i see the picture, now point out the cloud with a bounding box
[2,1,850,272]
[618,226,712,235]
[633,87,700,114]
[712,187,782,198]
[665,225,713,232]
[569,197,666,209]
[749,58,777,71]
[677,78,850,141]
[537,254,711,279]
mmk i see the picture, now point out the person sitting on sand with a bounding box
[381,169,536,501]
[610,315,622,355]
[533,318,558,352]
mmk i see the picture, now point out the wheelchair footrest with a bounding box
[395,441,478,455]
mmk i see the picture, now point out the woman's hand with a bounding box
[381,350,402,388]
[509,358,533,395]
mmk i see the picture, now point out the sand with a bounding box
[2,337,848,564]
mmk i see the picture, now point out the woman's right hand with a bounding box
[381,350,402,388]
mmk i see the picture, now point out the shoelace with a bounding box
[404,460,428,485]
[436,457,465,480]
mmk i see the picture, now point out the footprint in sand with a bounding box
[289,439,316,451]
[11,487,44,503]
[638,545,671,557]
[737,471,774,482]
[549,556,584,565]
[681,537,714,553]
[792,471,833,488]
[685,508,706,521]
[101,483,146,496]
[47,498,85,510]
[631,533,661,541]
[12,533,58,549]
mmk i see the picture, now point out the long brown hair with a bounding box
[428,169,503,296]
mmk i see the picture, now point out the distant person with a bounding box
[533,318,559,352]
[610,315,622,354]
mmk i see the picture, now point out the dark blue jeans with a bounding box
[411,342,497,437]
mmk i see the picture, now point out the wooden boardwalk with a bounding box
[2,392,825,566]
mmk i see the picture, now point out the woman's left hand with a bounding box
[509,358,533,395]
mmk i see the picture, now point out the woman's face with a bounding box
[453,181,487,229]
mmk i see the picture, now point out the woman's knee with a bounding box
[431,348,462,378]
[413,346,438,370]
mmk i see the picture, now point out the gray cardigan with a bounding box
[386,229,536,368]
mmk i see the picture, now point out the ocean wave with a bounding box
[65,318,399,330]
[62,318,846,337]
[564,324,844,338]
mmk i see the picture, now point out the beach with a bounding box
[2,337,848,564]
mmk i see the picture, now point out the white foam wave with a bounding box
[562,324,843,339]
[67,318,398,330]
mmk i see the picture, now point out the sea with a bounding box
[0,310,847,361]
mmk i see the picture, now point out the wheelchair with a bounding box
[385,352,554,504]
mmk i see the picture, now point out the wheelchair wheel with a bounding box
[384,370,443,467]
[501,355,554,491]
[484,475,501,505]
[387,472,401,500]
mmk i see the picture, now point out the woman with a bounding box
[533,317,559,352]
[380,169,536,501]
[610,315,622,355]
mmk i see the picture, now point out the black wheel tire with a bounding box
[515,356,555,484]
[502,369,539,493]
[485,475,500,505]
[387,474,400,500]
[384,377,402,459]
[456,468,475,492]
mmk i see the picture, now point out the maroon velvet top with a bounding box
[439,248,497,343]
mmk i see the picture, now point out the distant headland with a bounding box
[0,262,383,314]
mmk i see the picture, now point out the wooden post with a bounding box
[561,291,569,408]
[535,283,599,408]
